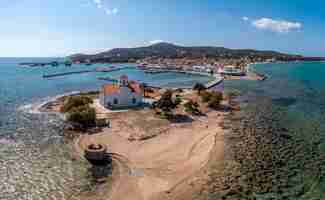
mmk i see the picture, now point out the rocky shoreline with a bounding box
[37,91,100,113]
[199,97,325,200]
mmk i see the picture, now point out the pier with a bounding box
[42,67,135,78]
[43,70,94,78]
[205,76,224,89]
[144,69,212,77]
[20,61,63,67]
[97,77,119,82]
[142,68,224,89]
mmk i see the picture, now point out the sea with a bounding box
[225,61,325,199]
[0,57,213,200]
[1,58,325,199]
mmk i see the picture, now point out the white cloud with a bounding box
[92,0,118,16]
[149,40,164,45]
[93,0,102,8]
[251,18,302,33]
[112,8,118,14]
[105,8,118,15]
[93,0,101,5]
[242,16,249,21]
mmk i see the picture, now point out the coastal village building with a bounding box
[218,65,246,76]
[99,75,143,109]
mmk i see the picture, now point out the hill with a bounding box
[69,42,302,63]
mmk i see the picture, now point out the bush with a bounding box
[201,91,213,103]
[200,91,223,109]
[174,88,184,93]
[193,83,207,94]
[207,92,223,109]
[184,100,201,115]
[61,95,93,113]
[66,105,96,128]
[174,95,183,105]
[155,90,180,118]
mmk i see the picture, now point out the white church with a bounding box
[99,75,143,109]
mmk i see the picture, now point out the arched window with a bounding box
[114,98,118,104]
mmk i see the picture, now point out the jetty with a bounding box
[206,76,224,89]
[20,61,62,67]
[42,67,135,78]
[97,77,119,82]
[142,68,224,89]
[144,69,212,77]
[43,70,94,78]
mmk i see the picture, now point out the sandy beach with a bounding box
[72,103,226,200]
[33,81,240,200]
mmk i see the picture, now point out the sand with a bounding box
[74,109,225,200]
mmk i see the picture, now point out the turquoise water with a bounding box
[225,61,325,199]
[2,58,325,199]
[0,58,212,136]
[0,58,212,200]
[227,62,325,123]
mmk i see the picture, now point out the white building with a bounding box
[191,65,214,74]
[192,65,207,72]
[218,65,246,76]
[99,75,143,109]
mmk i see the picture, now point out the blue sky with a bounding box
[0,0,324,57]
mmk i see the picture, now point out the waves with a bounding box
[17,91,81,115]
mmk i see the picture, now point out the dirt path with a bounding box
[75,110,225,200]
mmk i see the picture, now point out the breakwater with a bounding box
[142,68,224,89]
[42,67,135,78]
[144,69,212,77]
[43,70,94,78]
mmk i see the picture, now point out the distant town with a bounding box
[68,42,325,76]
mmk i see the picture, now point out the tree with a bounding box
[174,95,183,105]
[193,83,207,94]
[61,96,93,113]
[155,90,180,118]
[207,92,223,109]
[66,105,96,129]
[184,100,201,115]
[201,91,213,103]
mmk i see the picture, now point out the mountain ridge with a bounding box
[69,42,302,62]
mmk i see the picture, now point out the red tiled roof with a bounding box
[103,84,120,95]
[103,82,142,95]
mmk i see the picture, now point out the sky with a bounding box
[0,0,324,57]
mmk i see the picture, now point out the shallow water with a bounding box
[225,61,325,199]
[0,58,213,200]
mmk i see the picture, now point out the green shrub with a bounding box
[184,100,201,115]
[61,95,93,113]
[174,95,183,105]
[66,105,96,128]
[193,83,207,94]
[201,91,213,102]
[155,90,180,118]
[207,92,223,109]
